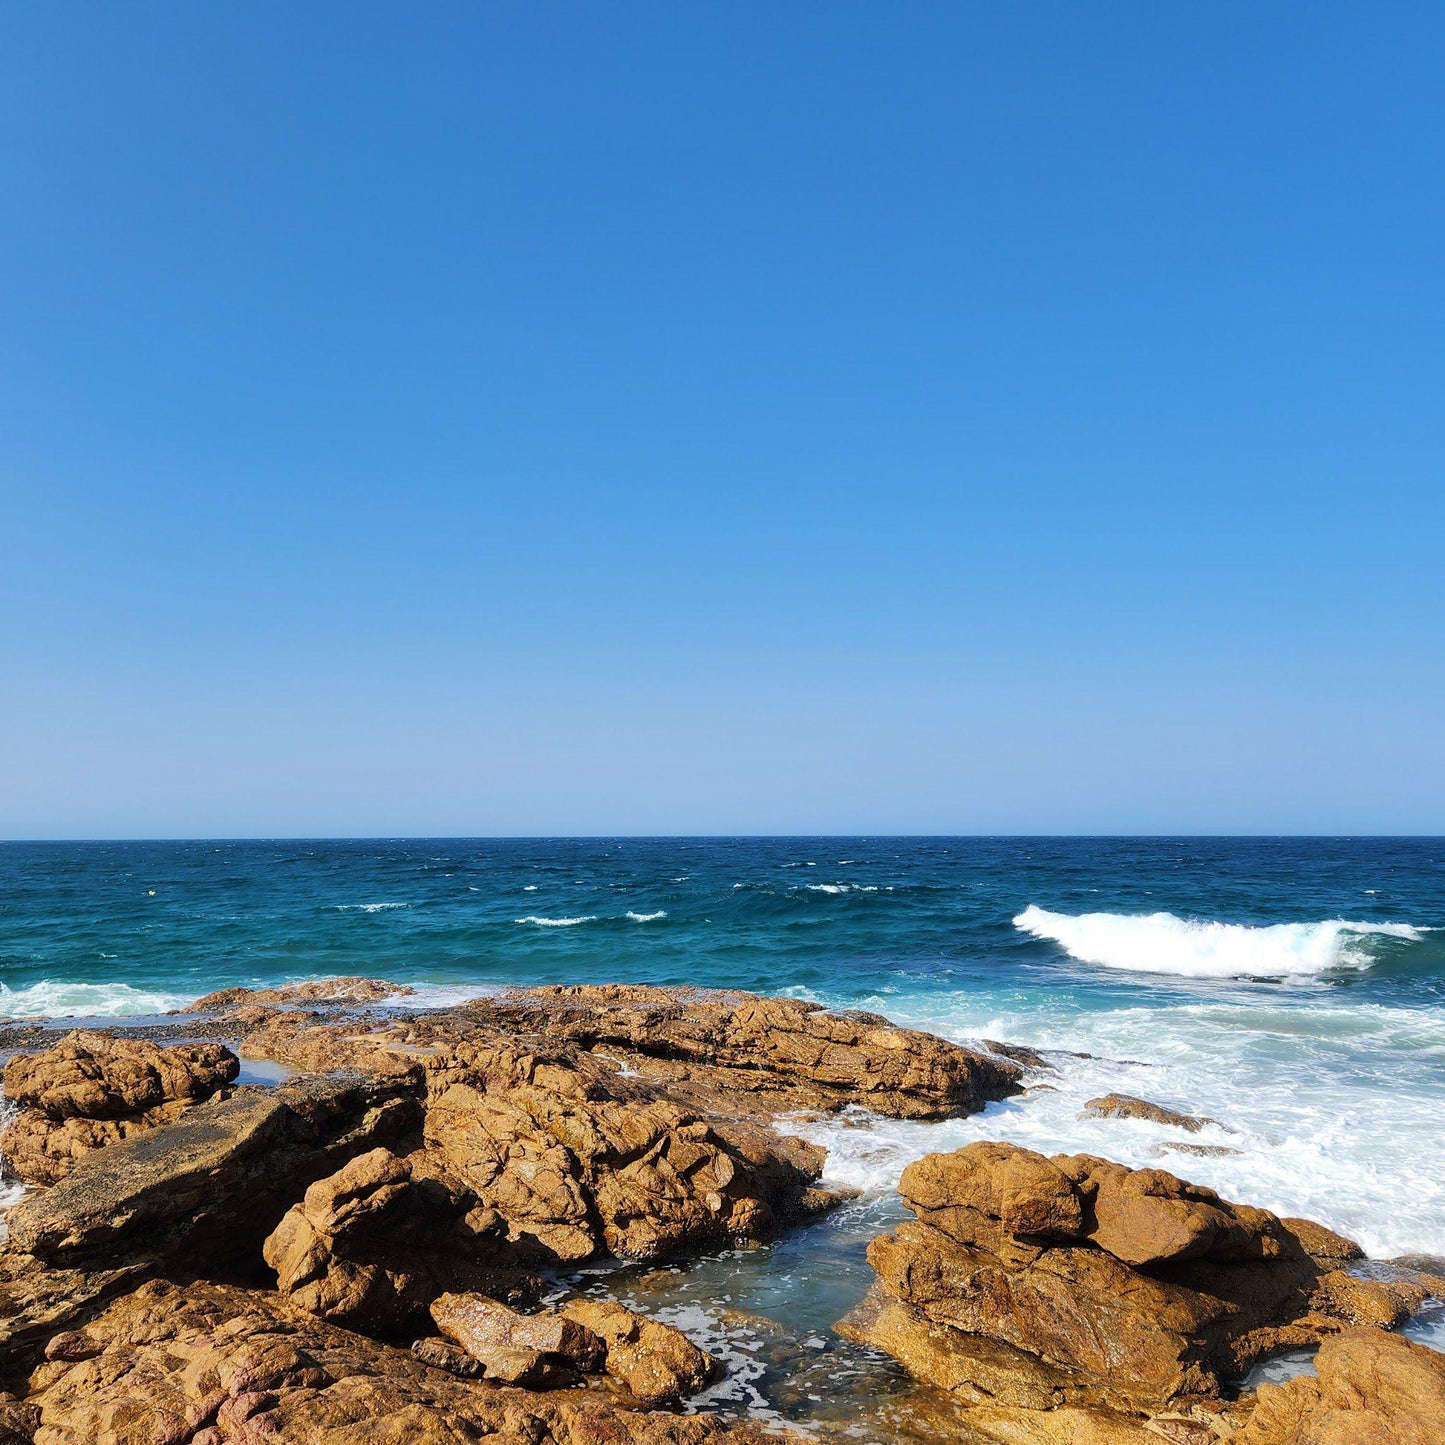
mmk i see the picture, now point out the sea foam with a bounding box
[514,915,596,927]
[1013,905,1423,979]
[0,980,191,1019]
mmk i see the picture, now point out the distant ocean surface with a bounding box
[3,837,1444,1262]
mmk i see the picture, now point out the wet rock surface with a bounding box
[1081,1092,1217,1133]
[1,1032,239,1185]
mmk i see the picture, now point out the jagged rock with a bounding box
[6,1072,422,1271]
[263,1147,535,1333]
[0,1032,239,1184]
[1233,1326,1445,1444]
[192,976,412,1010]
[421,1035,833,1264]
[1083,1093,1217,1133]
[409,1334,485,1377]
[0,1248,151,1379]
[0,1394,36,1445]
[561,1298,716,1405]
[464,983,1022,1119]
[430,1291,604,1386]
[840,1142,1429,1435]
[19,1278,795,1444]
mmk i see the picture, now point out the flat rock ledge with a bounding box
[839,1139,1443,1443]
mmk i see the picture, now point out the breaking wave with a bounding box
[1013,905,1424,979]
[0,980,191,1018]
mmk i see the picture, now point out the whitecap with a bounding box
[625,910,667,923]
[336,902,408,913]
[0,980,192,1019]
[514,915,596,927]
[1013,905,1422,979]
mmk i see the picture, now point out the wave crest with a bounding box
[514,915,595,927]
[0,980,190,1019]
[1014,905,1423,979]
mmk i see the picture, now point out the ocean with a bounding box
[2,836,1443,1428]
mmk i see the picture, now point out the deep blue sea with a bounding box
[2,837,1443,1261]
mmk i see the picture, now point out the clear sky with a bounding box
[2,4,1442,837]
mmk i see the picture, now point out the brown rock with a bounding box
[465,983,1022,1120]
[840,1141,1426,1433]
[262,1147,535,1333]
[6,1072,422,1272]
[409,1335,485,1377]
[0,1247,150,1378]
[191,976,412,1011]
[420,1035,832,1265]
[1,1032,239,1184]
[19,1277,793,1444]
[1235,1326,1445,1444]
[430,1291,604,1386]
[0,1394,37,1445]
[1082,1093,1217,1133]
[561,1298,716,1405]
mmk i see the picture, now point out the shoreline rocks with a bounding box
[1,1032,239,1185]
[839,1140,1438,1442]
[1081,1092,1218,1133]
[0,982,1440,1445]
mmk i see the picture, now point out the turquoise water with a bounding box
[2,837,1443,1255]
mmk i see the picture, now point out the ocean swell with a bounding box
[1013,905,1424,979]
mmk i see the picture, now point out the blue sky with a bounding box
[2,4,1442,836]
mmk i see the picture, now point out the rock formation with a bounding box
[840,1141,1433,1441]
[18,1278,790,1444]
[1081,1092,1217,1133]
[460,983,1022,1119]
[1,1032,239,1185]
[560,1298,717,1404]
[262,1147,537,1333]
[1233,1326,1445,1445]
[5,1072,421,1272]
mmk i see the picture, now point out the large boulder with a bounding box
[840,1142,1432,1439]
[1234,1326,1445,1444]
[263,1147,537,1333]
[18,1277,795,1444]
[1,1032,239,1185]
[5,1072,422,1272]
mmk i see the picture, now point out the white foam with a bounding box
[787,985,1445,1258]
[0,980,191,1019]
[626,910,667,923]
[335,901,408,913]
[387,983,501,1009]
[1014,905,1423,979]
[513,915,595,927]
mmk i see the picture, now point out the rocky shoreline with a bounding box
[0,981,1440,1443]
